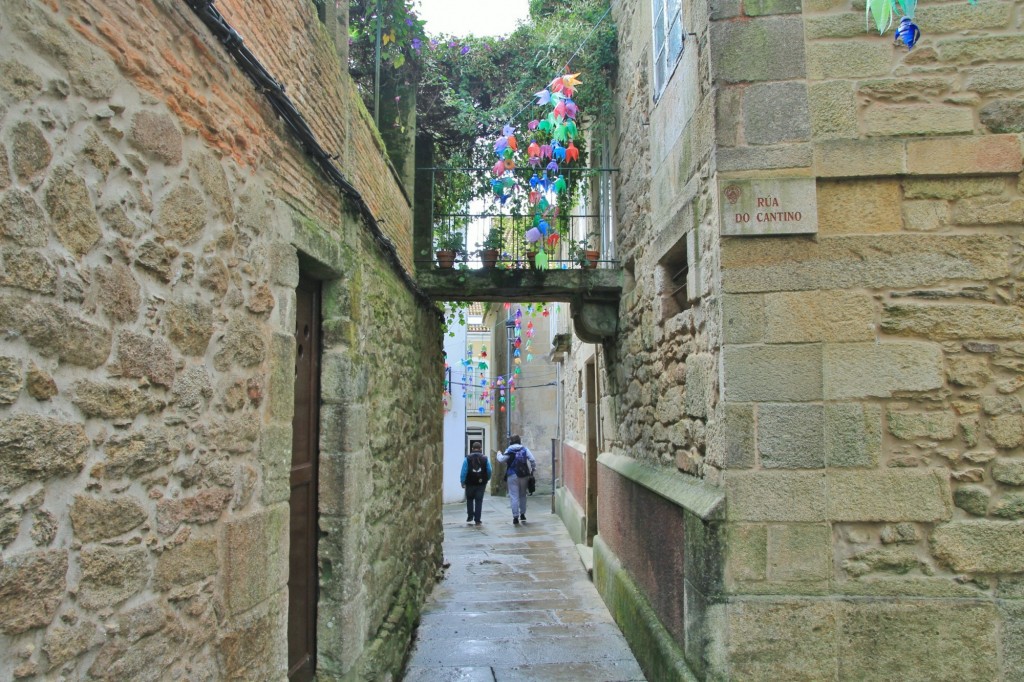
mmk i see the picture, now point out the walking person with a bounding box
[497,434,536,525]
[461,442,491,525]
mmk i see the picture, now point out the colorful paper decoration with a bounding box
[894,16,921,48]
[483,70,587,268]
[865,0,972,47]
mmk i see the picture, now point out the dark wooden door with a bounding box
[289,276,321,681]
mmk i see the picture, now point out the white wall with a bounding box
[442,315,468,503]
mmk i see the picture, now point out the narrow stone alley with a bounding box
[403,497,648,682]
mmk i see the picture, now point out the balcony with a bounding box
[413,166,623,342]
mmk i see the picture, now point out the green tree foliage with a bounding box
[349,0,617,171]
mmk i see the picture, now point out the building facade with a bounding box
[0,1,442,680]
[555,0,1024,678]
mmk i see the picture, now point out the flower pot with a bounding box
[480,248,500,269]
[583,249,600,269]
[436,249,456,269]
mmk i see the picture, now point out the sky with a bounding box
[416,0,531,37]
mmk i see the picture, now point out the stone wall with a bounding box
[0,1,442,680]
[584,0,1024,678]
[712,0,1024,677]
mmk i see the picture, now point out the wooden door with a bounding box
[288,276,321,681]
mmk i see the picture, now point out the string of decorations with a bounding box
[489,72,584,269]
[441,304,554,414]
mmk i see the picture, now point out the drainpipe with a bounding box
[504,316,514,446]
[552,362,561,514]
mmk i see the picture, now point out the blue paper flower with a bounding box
[894,16,920,49]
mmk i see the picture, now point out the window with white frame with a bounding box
[652,0,684,99]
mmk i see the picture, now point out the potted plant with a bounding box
[568,232,600,269]
[434,230,465,269]
[477,226,503,269]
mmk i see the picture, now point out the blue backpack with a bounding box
[510,449,531,478]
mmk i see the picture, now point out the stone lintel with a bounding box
[598,452,725,520]
[415,267,623,303]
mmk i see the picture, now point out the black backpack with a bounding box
[466,454,488,485]
[510,449,531,478]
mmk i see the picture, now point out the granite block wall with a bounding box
[0,1,442,680]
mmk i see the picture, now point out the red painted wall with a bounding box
[562,441,587,508]
[597,463,687,645]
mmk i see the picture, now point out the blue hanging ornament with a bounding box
[894,16,920,49]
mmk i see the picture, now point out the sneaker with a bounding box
[513,517,519,525]
[475,521,481,526]
[520,513,526,523]
[467,514,473,522]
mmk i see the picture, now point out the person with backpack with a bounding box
[496,434,537,525]
[461,442,492,525]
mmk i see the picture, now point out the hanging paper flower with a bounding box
[565,142,579,163]
[560,73,582,96]
[535,89,552,105]
[894,15,921,48]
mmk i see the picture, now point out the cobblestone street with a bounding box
[403,497,646,681]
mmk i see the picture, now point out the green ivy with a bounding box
[348,0,618,227]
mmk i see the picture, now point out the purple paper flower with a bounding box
[412,38,422,52]
[461,45,470,55]
[406,17,414,26]
[449,39,457,48]
[430,39,438,49]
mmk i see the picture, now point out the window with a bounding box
[656,230,697,321]
[652,0,684,99]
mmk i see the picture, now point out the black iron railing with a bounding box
[419,166,619,270]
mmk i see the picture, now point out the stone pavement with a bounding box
[402,495,646,682]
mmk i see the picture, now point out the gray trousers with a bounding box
[508,474,530,518]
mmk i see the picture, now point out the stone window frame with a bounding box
[652,0,684,100]
[655,229,698,321]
